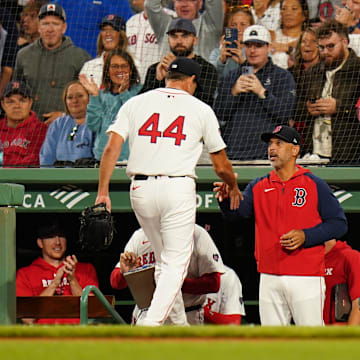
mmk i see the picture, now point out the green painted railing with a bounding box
[80,285,126,325]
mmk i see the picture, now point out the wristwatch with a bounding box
[259,89,268,100]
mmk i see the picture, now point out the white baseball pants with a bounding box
[259,273,325,326]
[130,176,196,326]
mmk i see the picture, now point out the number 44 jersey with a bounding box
[107,87,226,178]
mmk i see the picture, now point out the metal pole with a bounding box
[0,183,24,325]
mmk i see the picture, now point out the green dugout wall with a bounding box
[0,166,360,213]
[1,166,359,324]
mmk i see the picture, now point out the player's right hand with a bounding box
[120,251,139,273]
[95,194,111,212]
[213,181,228,202]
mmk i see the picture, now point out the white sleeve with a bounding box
[219,268,246,316]
[201,106,226,154]
[194,225,225,276]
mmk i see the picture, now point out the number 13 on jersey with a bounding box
[138,113,187,146]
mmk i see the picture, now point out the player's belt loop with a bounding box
[134,174,149,180]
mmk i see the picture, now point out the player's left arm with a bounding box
[302,176,348,248]
[96,132,124,212]
[182,273,221,294]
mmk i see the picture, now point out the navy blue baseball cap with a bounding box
[2,81,33,99]
[261,125,301,146]
[169,57,200,79]
[100,14,126,32]
[167,18,196,36]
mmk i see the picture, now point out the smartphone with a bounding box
[224,27,238,48]
[241,65,254,76]
[309,97,318,103]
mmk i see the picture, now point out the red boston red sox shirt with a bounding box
[16,257,99,324]
[324,241,360,324]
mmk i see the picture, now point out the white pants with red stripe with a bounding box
[130,176,196,326]
[259,273,325,326]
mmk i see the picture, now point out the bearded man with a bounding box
[139,18,218,106]
[295,19,360,165]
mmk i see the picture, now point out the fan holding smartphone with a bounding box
[209,7,254,79]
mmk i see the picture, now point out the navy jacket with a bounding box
[214,58,296,160]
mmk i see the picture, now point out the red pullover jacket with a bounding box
[219,166,347,276]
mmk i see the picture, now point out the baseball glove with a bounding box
[78,203,115,252]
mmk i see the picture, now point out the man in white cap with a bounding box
[214,24,296,161]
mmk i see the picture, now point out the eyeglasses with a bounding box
[68,124,79,141]
[110,64,130,70]
[317,43,337,52]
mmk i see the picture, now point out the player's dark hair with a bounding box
[316,19,349,42]
[102,49,140,92]
[166,72,193,82]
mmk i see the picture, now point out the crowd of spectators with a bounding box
[1,0,360,167]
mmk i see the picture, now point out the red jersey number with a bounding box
[138,113,186,146]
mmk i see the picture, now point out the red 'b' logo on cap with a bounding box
[107,14,114,20]
[12,81,19,89]
[273,125,282,134]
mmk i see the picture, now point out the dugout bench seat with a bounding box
[16,285,126,325]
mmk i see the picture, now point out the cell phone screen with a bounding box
[241,66,254,75]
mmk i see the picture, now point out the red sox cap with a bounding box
[261,125,301,146]
[100,14,126,32]
[38,3,66,22]
[2,81,33,100]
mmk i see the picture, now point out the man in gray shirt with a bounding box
[144,0,223,60]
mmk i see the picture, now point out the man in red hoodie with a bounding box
[0,80,47,167]
[16,222,99,324]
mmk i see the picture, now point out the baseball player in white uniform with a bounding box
[126,2,176,82]
[204,265,246,325]
[96,56,241,326]
[111,224,225,325]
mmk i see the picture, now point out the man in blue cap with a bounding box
[214,124,348,326]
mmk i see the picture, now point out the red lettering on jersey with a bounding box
[138,113,162,143]
[163,116,186,146]
[128,34,137,45]
[142,253,149,265]
[149,252,155,264]
[138,113,187,146]
[205,298,216,310]
[145,33,157,44]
